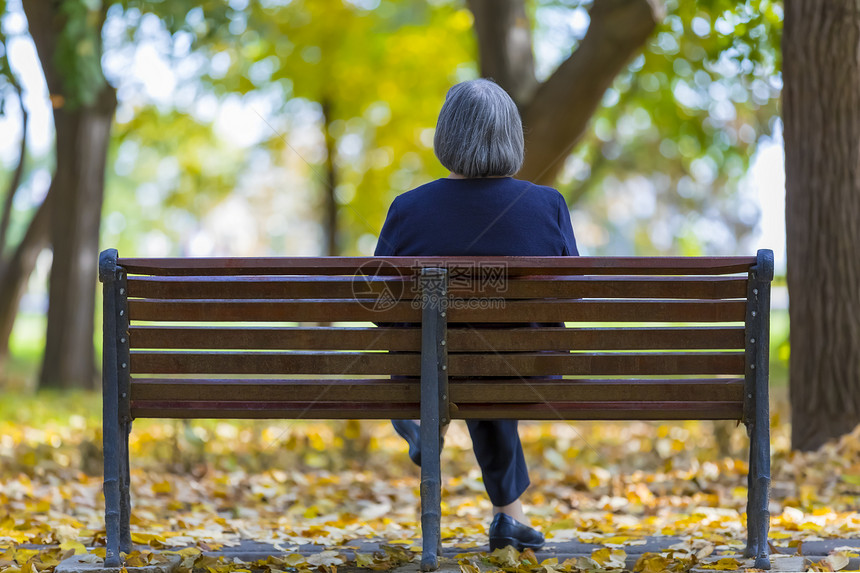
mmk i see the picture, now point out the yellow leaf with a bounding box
[521,548,538,565]
[633,553,670,573]
[490,546,519,568]
[824,552,850,572]
[58,542,87,556]
[130,533,166,548]
[354,553,374,568]
[152,481,171,494]
[591,547,626,569]
[284,554,306,567]
[699,557,742,570]
[696,544,715,559]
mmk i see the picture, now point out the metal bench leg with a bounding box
[419,412,442,571]
[750,414,771,570]
[103,407,122,567]
[419,268,447,572]
[119,420,132,553]
[743,423,758,559]
[748,250,773,570]
[100,249,123,568]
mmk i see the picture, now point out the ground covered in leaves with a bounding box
[1,391,859,572]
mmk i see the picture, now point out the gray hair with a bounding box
[433,79,524,178]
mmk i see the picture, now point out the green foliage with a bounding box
[548,0,782,254]
[102,106,246,253]
[54,0,109,107]
[4,0,784,258]
[101,0,474,254]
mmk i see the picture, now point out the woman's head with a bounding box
[433,79,524,178]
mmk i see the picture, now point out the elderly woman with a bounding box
[374,79,578,551]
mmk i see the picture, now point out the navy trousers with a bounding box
[465,420,530,506]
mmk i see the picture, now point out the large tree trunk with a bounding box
[23,1,116,389]
[39,87,116,389]
[784,1,860,451]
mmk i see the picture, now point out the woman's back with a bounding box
[374,177,578,258]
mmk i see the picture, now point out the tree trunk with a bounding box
[22,1,116,389]
[467,0,539,106]
[321,98,338,256]
[784,1,860,451]
[39,87,116,389]
[0,197,51,368]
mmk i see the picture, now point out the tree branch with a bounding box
[20,1,63,95]
[519,0,663,185]
[0,73,28,255]
[0,192,50,363]
[466,0,539,107]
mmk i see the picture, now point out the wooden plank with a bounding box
[127,276,414,300]
[129,377,742,403]
[446,300,747,323]
[118,255,756,277]
[127,326,414,350]
[446,352,745,376]
[129,326,421,351]
[447,327,745,351]
[131,378,419,402]
[130,351,420,375]
[128,325,743,351]
[452,401,743,420]
[449,378,744,402]
[130,400,419,419]
[488,276,748,300]
[128,299,420,322]
[126,275,748,301]
[128,399,741,420]
[126,299,745,323]
[128,350,742,376]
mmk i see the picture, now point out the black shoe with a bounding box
[488,513,545,552]
[392,420,422,466]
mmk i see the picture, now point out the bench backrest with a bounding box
[101,253,772,423]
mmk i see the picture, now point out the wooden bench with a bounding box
[98,248,774,571]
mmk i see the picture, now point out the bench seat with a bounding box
[98,250,773,570]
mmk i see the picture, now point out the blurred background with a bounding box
[0,0,787,393]
[7,4,860,551]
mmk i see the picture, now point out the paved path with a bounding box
[53,537,860,573]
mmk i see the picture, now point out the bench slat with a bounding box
[127,299,747,323]
[130,326,422,351]
[448,327,745,351]
[448,352,745,376]
[128,326,744,351]
[129,351,744,376]
[130,351,420,375]
[128,400,741,420]
[117,255,756,276]
[127,276,748,300]
[130,400,419,419]
[130,377,743,402]
[454,401,743,420]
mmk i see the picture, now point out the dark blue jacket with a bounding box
[374,177,578,257]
